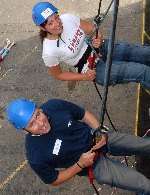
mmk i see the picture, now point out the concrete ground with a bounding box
[0,0,143,194]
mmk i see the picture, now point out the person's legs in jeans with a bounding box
[93,131,150,194]
[107,131,150,156]
[96,59,150,89]
[101,39,150,65]
[96,40,150,88]
[93,155,150,194]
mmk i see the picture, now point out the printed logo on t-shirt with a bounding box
[68,28,83,53]
[52,139,62,155]
[68,120,72,127]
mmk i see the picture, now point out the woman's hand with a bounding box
[48,65,96,81]
[92,33,104,48]
[83,69,96,81]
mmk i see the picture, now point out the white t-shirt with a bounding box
[42,13,88,67]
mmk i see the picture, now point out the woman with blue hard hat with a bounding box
[6,97,150,193]
[31,1,150,89]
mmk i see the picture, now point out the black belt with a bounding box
[74,45,92,73]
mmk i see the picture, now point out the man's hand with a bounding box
[77,150,96,168]
[91,134,107,151]
[52,150,96,186]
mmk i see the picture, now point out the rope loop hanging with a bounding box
[99,0,119,129]
[88,1,120,195]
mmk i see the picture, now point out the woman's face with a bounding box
[44,13,63,36]
[26,109,51,135]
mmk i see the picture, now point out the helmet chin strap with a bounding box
[57,34,61,47]
[57,34,66,47]
[24,128,42,136]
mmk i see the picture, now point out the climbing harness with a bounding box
[79,0,115,73]
[0,39,15,63]
[88,126,109,195]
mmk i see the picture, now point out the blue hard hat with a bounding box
[6,98,36,130]
[32,2,58,26]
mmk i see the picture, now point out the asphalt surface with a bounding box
[0,0,143,194]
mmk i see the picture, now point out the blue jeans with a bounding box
[96,40,150,89]
[93,131,150,194]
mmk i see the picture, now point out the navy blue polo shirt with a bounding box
[25,99,93,184]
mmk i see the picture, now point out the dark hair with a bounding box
[39,20,48,43]
[39,29,47,43]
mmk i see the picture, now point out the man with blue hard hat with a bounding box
[6,97,150,193]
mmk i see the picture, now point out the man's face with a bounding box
[26,109,51,135]
[44,13,63,35]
